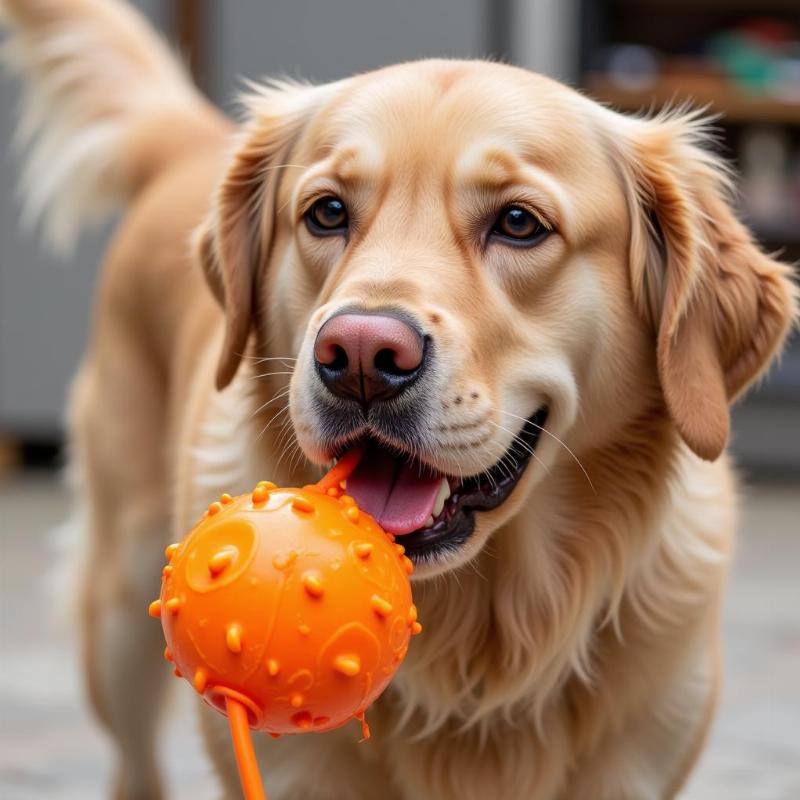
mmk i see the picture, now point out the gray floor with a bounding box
[0,474,798,799]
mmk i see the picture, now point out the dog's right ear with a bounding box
[194,82,334,390]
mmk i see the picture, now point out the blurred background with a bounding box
[1,1,797,798]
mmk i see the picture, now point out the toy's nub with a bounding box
[316,446,363,493]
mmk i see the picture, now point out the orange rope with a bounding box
[226,697,267,800]
[316,446,363,492]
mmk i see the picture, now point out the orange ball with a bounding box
[150,482,420,736]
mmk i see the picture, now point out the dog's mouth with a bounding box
[334,408,548,562]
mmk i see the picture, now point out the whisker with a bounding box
[477,443,500,491]
[467,554,488,583]
[249,387,291,420]
[255,398,291,442]
[241,355,297,362]
[250,370,295,380]
[288,438,308,477]
[255,414,288,444]
[487,419,550,477]
[258,405,290,437]
[493,407,594,492]
[275,425,302,477]
[270,425,296,471]
[494,451,518,483]
[247,358,297,371]
[273,416,294,454]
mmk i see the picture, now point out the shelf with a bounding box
[752,221,800,245]
[584,72,800,126]
[612,0,799,8]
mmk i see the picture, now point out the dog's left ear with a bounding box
[618,111,798,460]
[194,81,335,390]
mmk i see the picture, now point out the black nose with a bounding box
[314,311,426,404]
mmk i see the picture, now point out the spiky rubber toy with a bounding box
[148,450,421,799]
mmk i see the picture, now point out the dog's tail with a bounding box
[1,0,227,249]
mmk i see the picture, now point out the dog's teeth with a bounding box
[332,457,338,466]
[432,478,451,517]
[423,515,435,528]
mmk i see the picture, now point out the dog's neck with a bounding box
[390,407,689,737]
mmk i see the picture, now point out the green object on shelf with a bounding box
[709,31,780,95]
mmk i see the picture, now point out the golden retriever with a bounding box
[3,1,797,798]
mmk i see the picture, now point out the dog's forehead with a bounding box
[313,61,595,179]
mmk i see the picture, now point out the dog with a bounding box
[3,1,797,798]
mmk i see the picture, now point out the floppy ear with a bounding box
[620,111,798,460]
[194,81,330,390]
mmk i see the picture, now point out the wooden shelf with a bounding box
[584,72,800,125]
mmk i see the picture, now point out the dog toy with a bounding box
[147,449,421,799]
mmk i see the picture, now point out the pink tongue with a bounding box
[346,448,442,535]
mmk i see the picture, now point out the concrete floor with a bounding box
[0,474,798,799]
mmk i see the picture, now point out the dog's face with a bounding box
[198,61,796,576]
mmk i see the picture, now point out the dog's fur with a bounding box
[3,2,797,798]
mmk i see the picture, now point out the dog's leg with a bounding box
[72,354,171,799]
[565,642,719,800]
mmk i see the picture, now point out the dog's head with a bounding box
[196,61,797,576]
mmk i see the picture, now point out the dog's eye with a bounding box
[306,196,348,234]
[491,206,548,245]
